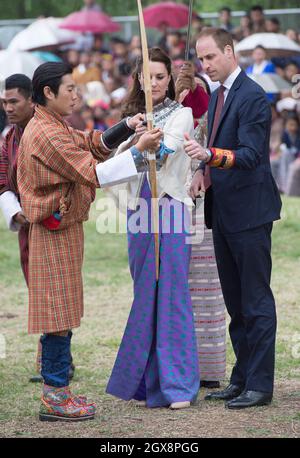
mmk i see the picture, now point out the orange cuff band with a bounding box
[209,148,235,169]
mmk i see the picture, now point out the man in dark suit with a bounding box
[184,28,282,409]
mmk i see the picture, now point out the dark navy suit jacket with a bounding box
[205,70,282,233]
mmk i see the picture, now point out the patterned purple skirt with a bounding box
[106,178,200,407]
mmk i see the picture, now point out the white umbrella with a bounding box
[0,50,43,80]
[8,17,79,52]
[248,74,292,93]
[235,33,300,57]
[0,25,25,49]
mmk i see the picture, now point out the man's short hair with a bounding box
[250,5,264,13]
[197,27,234,53]
[219,7,231,14]
[32,62,73,106]
[254,45,267,52]
[5,74,32,99]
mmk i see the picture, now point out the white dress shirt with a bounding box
[222,66,242,102]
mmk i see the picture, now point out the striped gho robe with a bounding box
[17,105,111,334]
[0,125,29,284]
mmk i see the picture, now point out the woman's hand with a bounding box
[136,128,163,152]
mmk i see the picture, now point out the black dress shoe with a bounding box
[200,380,220,389]
[226,390,272,409]
[204,384,243,401]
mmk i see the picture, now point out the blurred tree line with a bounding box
[0,0,299,19]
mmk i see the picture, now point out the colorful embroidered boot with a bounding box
[65,387,88,406]
[39,385,96,422]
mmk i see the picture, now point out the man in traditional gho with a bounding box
[17,62,162,422]
[0,75,46,381]
[0,74,33,285]
[0,74,79,384]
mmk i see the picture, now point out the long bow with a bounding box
[185,0,194,61]
[137,0,159,280]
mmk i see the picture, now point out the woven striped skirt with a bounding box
[189,202,226,382]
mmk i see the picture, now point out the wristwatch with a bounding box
[205,148,212,163]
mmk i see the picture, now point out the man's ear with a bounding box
[43,86,54,101]
[28,97,35,109]
[224,45,234,58]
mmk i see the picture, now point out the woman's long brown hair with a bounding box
[121,47,176,118]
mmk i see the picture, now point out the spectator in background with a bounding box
[100,53,116,83]
[66,49,80,69]
[110,37,132,83]
[233,14,252,41]
[280,62,300,99]
[129,35,142,63]
[80,105,95,130]
[92,101,109,131]
[65,89,87,131]
[265,17,281,34]
[270,103,285,157]
[166,31,186,59]
[246,45,276,75]
[192,15,205,35]
[270,97,299,188]
[157,22,169,52]
[286,29,298,43]
[218,7,234,33]
[283,62,299,83]
[246,46,276,102]
[92,34,110,54]
[249,5,266,33]
[72,51,102,85]
[81,0,102,12]
[278,114,300,193]
[0,103,6,139]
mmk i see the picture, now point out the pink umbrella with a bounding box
[59,10,120,34]
[143,1,194,29]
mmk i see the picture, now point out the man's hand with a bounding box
[136,128,163,152]
[127,113,145,130]
[13,211,29,226]
[135,119,148,139]
[184,133,209,161]
[190,169,205,200]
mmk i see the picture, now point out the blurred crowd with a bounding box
[1,3,300,196]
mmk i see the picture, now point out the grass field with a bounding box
[0,193,300,438]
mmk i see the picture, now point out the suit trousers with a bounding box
[212,219,277,394]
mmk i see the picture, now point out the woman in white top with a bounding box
[106,48,200,409]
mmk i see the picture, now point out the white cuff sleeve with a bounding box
[96,149,138,188]
[0,191,22,232]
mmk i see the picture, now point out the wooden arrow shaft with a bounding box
[137,0,159,280]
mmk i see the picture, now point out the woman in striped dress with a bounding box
[176,68,227,388]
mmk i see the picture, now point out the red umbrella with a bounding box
[143,1,194,29]
[59,10,120,34]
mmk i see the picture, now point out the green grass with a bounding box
[0,192,299,438]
